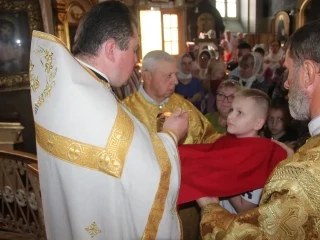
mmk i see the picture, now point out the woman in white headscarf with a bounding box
[238,52,268,93]
[264,40,285,72]
[175,53,203,110]
[198,49,213,80]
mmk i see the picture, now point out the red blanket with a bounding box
[178,135,287,205]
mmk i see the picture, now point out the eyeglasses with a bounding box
[216,92,235,103]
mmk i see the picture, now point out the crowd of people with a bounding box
[30,1,320,239]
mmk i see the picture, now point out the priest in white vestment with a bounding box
[29,2,188,239]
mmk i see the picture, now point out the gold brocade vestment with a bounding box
[122,92,219,145]
[200,134,320,240]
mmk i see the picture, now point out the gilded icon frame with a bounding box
[0,0,42,91]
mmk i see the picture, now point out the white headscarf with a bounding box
[239,52,264,88]
[177,53,192,80]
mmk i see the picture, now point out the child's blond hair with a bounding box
[235,88,270,119]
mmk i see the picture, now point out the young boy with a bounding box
[178,89,292,208]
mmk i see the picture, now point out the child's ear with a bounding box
[254,118,265,131]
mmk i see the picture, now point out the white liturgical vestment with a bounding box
[29,31,181,240]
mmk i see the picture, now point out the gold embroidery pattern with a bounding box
[298,167,320,215]
[227,222,261,240]
[33,47,57,114]
[29,60,40,92]
[102,103,134,177]
[85,222,101,238]
[268,165,305,183]
[35,103,134,178]
[142,134,172,240]
[258,198,308,240]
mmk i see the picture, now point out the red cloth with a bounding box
[178,135,287,205]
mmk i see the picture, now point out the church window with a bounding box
[139,9,182,58]
[216,0,237,18]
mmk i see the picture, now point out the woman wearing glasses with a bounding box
[205,80,242,133]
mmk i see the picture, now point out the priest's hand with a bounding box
[196,197,219,208]
[162,108,189,141]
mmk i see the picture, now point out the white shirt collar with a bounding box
[76,58,110,83]
[308,115,320,136]
[139,85,169,106]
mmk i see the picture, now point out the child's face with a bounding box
[267,108,285,136]
[239,59,254,79]
[227,97,263,138]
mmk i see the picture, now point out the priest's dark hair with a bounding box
[287,19,320,67]
[72,1,137,57]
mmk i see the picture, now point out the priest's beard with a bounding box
[288,72,310,121]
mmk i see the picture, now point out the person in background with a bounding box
[264,40,285,72]
[202,59,227,114]
[254,47,273,87]
[264,98,298,147]
[175,53,203,110]
[190,45,200,78]
[198,49,213,80]
[237,32,246,45]
[205,80,242,133]
[220,39,233,63]
[228,42,252,76]
[238,52,268,93]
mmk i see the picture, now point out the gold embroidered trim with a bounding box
[33,30,68,50]
[141,134,172,240]
[35,103,134,178]
[32,46,57,114]
[29,60,40,93]
[85,221,102,238]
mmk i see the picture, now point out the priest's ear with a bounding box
[141,70,152,84]
[102,39,117,62]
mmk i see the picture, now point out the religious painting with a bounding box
[66,2,87,50]
[197,13,215,38]
[0,12,29,76]
[274,11,290,44]
[0,0,43,91]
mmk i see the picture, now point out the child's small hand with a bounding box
[285,141,296,150]
[272,139,294,156]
